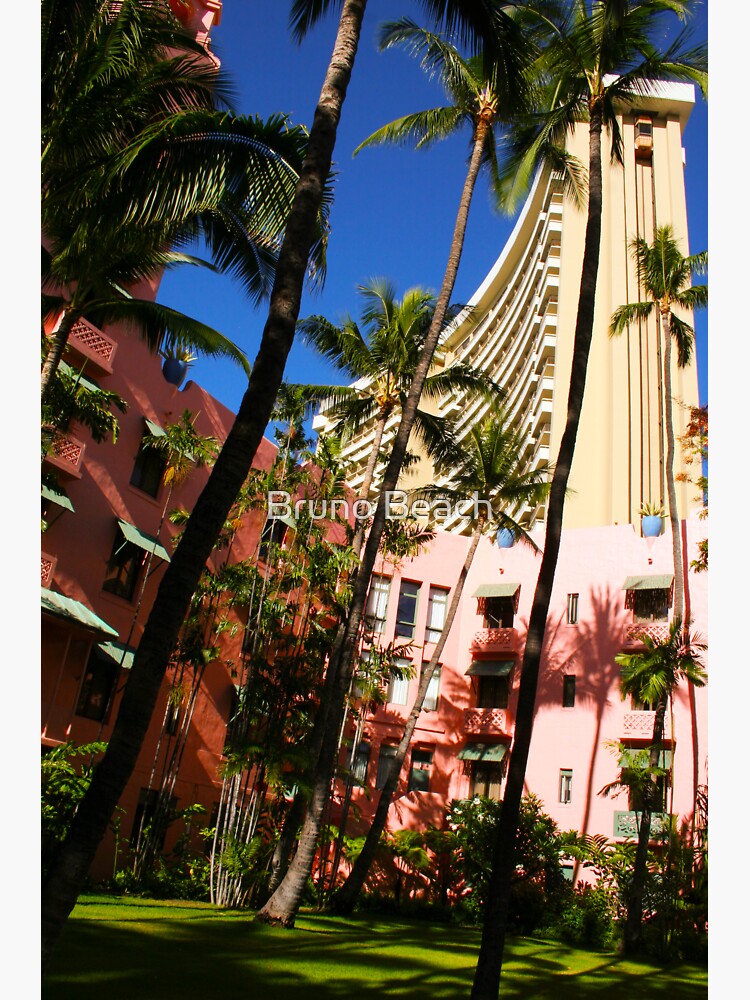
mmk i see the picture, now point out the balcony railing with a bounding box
[622,622,671,648]
[613,811,670,840]
[41,551,56,588]
[463,708,512,736]
[470,628,519,654]
[67,318,117,374]
[44,431,85,477]
[621,710,672,740]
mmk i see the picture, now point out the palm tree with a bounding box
[41,0,508,962]
[256,11,540,927]
[299,276,502,538]
[332,412,551,913]
[614,621,706,952]
[41,0,322,398]
[470,4,707,994]
[610,225,707,630]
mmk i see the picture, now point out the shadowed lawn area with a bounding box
[43,895,707,999]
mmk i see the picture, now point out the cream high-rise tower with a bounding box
[313,81,702,531]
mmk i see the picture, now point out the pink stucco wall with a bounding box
[341,516,708,855]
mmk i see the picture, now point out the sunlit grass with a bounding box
[43,895,707,999]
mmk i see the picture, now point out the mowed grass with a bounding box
[43,895,707,999]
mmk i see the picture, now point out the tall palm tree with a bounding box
[615,622,706,951]
[299,277,502,534]
[610,225,707,631]
[470,4,706,995]
[257,10,539,927]
[332,412,551,913]
[41,0,322,399]
[41,0,509,963]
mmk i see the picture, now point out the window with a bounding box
[259,518,287,561]
[562,675,576,708]
[395,580,420,638]
[408,748,433,793]
[559,768,573,804]
[165,699,181,736]
[635,119,653,137]
[130,433,166,498]
[130,788,174,852]
[471,762,504,800]
[422,663,442,712]
[483,596,515,629]
[478,675,509,709]
[102,532,144,601]
[632,589,670,622]
[75,648,118,721]
[376,744,398,790]
[224,686,245,751]
[352,741,371,784]
[387,658,411,706]
[624,767,668,812]
[425,586,449,643]
[566,593,579,625]
[365,575,391,634]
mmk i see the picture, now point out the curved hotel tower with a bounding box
[313,81,701,532]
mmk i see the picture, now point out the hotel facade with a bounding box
[41,1,707,887]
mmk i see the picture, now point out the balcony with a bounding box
[622,622,671,648]
[470,628,519,655]
[621,710,672,741]
[43,431,85,478]
[66,318,117,375]
[463,708,512,737]
[613,810,670,840]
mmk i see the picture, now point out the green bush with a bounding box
[545,883,617,950]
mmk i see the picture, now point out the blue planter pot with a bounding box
[496,527,516,549]
[641,515,663,538]
[162,357,189,387]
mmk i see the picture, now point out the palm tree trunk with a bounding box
[333,518,485,914]
[41,308,79,405]
[624,698,667,953]
[660,310,684,626]
[40,0,367,967]
[470,104,604,1000]
[256,117,491,927]
[351,411,388,553]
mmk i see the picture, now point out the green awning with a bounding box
[97,640,136,670]
[457,742,509,762]
[41,587,118,638]
[622,574,674,591]
[41,483,74,513]
[619,747,673,770]
[472,583,521,599]
[117,519,171,562]
[466,660,514,677]
[59,360,101,394]
[144,418,166,438]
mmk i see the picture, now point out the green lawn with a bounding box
[43,895,707,999]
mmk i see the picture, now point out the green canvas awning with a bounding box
[41,483,74,513]
[144,418,166,438]
[41,587,118,637]
[97,640,136,670]
[59,360,101,394]
[466,660,514,677]
[117,519,171,562]
[622,574,674,591]
[457,742,509,762]
[472,583,521,599]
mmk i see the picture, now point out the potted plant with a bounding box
[496,527,516,549]
[160,344,196,388]
[639,501,665,537]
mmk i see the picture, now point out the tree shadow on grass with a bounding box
[43,907,707,1000]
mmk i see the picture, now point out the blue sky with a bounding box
[157,1,709,427]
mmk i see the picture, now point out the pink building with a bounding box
[338,518,707,871]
